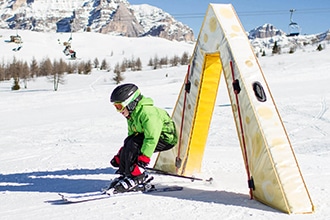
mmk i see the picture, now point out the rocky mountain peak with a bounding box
[0,0,194,42]
[248,23,286,39]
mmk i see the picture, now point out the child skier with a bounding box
[109,83,178,193]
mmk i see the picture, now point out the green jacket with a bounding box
[127,96,178,157]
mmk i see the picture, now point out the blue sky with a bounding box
[129,0,330,35]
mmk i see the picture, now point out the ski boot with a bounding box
[104,175,125,193]
[111,173,154,194]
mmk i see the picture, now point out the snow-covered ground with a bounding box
[0,30,329,219]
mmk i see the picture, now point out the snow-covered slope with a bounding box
[0,30,330,219]
[0,29,193,65]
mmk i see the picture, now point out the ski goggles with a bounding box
[113,102,125,112]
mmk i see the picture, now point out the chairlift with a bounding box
[11,29,23,51]
[10,35,22,43]
[287,9,301,37]
[62,18,76,59]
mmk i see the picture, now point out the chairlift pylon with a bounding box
[287,9,301,37]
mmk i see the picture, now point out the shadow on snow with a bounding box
[152,185,279,213]
[0,167,116,194]
[0,168,278,213]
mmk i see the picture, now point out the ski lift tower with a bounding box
[287,9,301,37]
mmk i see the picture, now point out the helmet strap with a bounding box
[127,94,142,112]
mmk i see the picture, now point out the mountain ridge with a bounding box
[1,1,329,45]
[248,23,330,54]
[0,0,194,42]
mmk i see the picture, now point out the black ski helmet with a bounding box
[110,83,141,112]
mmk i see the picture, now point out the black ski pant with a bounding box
[118,133,174,176]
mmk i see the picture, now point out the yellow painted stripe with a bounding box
[182,53,222,175]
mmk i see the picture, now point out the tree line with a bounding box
[0,51,190,90]
[0,57,93,91]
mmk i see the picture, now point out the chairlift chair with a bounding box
[286,9,301,37]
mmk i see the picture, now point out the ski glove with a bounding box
[110,156,119,167]
[137,154,150,168]
[130,155,150,176]
[110,147,122,167]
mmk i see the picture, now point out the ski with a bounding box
[58,186,183,203]
[67,57,81,60]
[12,46,22,51]
[59,191,109,203]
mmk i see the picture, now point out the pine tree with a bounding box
[21,61,30,89]
[170,55,180,66]
[83,60,92,74]
[160,56,168,67]
[0,62,5,81]
[30,57,39,77]
[153,55,159,69]
[12,77,20,90]
[113,63,124,84]
[120,59,127,72]
[180,52,189,65]
[39,57,52,76]
[135,57,142,71]
[49,58,66,91]
[317,44,323,51]
[10,57,21,90]
[100,59,108,70]
[272,41,281,54]
[93,58,99,68]
[148,58,153,67]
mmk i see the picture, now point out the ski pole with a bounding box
[145,167,213,183]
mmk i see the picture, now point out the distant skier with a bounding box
[108,83,178,193]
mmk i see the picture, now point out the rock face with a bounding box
[248,23,285,39]
[99,3,144,37]
[0,0,194,42]
[12,0,26,11]
[248,23,330,51]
